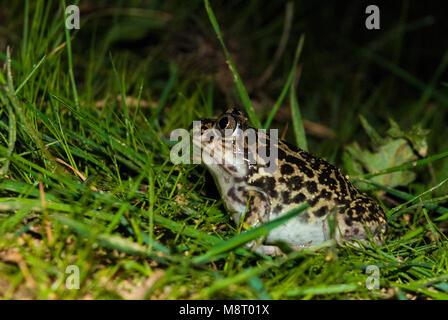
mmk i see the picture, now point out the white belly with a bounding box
[266,216,328,246]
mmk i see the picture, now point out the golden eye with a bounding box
[215,114,237,134]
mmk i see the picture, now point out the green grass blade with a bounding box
[286,283,359,296]
[63,0,79,109]
[289,35,308,151]
[356,177,448,218]
[51,215,169,263]
[290,86,308,151]
[14,54,46,95]
[264,34,305,130]
[203,0,261,128]
[0,95,16,177]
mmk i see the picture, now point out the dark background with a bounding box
[1,0,447,167]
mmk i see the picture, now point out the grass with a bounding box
[0,0,447,299]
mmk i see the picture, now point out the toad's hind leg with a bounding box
[335,196,387,246]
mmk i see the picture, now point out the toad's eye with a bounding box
[215,114,237,135]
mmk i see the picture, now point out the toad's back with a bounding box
[245,137,387,246]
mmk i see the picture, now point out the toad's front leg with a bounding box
[231,190,284,256]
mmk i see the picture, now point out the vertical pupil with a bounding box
[219,117,229,129]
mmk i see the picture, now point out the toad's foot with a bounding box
[254,245,284,256]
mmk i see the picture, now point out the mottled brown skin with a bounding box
[195,108,388,251]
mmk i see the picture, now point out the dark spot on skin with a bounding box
[346,208,355,218]
[218,164,241,177]
[227,187,245,205]
[318,172,337,190]
[285,155,315,178]
[303,167,314,178]
[305,181,318,194]
[283,141,300,153]
[309,160,320,170]
[300,151,310,160]
[335,174,349,197]
[344,217,353,226]
[250,177,265,189]
[247,201,262,223]
[300,151,326,170]
[318,173,327,183]
[273,205,283,213]
[248,165,259,176]
[308,156,321,170]
[346,181,358,195]
[353,228,359,235]
[319,189,332,200]
[278,177,286,183]
[337,197,351,207]
[314,206,328,217]
[244,207,254,222]
[230,109,241,116]
[264,177,278,198]
[277,148,286,160]
[326,162,339,172]
[307,197,320,207]
[250,176,278,198]
[233,176,246,183]
[355,204,367,214]
[280,164,294,175]
[281,191,291,204]
[320,167,333,177]
[363,213,374,222]
[291,193,306,203]
[287,176,303,191]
